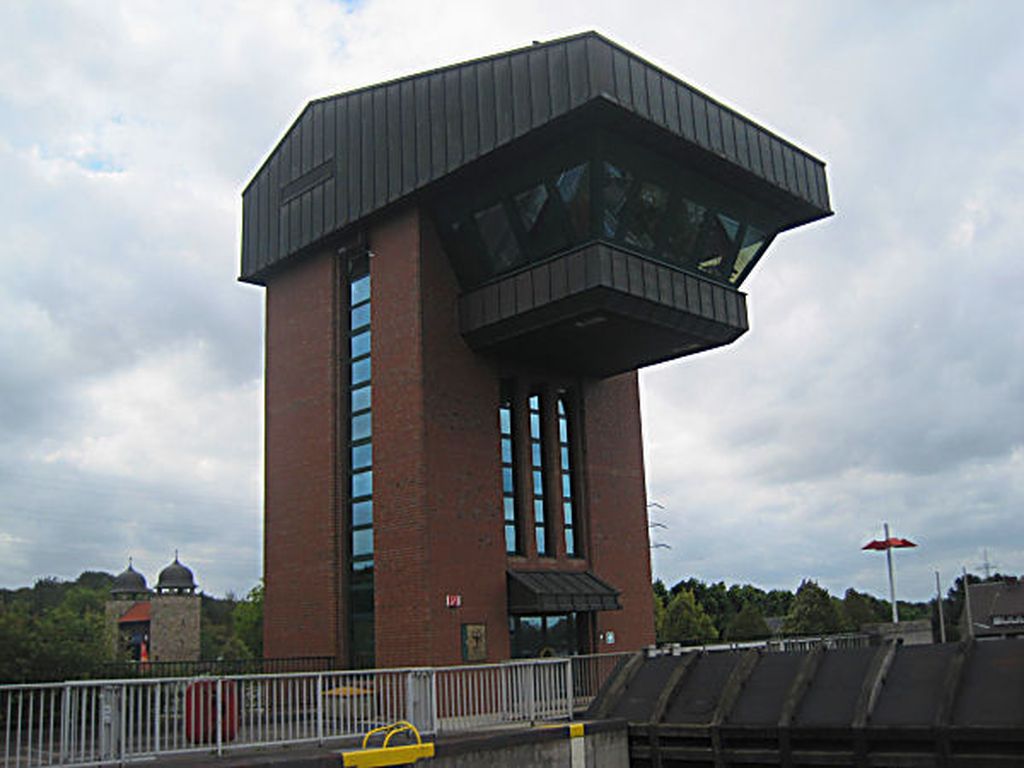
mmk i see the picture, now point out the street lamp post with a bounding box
[862,523,917,624]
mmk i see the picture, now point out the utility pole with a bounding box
[861,523,916,625]
[962,566,973,639]
[935,570,946,643]
[976,549,996,580]
[885,522,898,623]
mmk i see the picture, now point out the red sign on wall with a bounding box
[445,594,462,608]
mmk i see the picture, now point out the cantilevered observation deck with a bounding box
[240,32,831,377]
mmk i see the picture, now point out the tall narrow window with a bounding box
[529,393,549,555]
[558,394,579,556]
[348,266,374,668]
[499,383,518,554]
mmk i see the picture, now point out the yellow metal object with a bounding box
[341,721,435,767]
[325,685,373,697]
[341,743,435,767]
[569,722,585,738]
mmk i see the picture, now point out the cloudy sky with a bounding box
[1,1,1020,602]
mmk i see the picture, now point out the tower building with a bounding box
[240,33,831,668]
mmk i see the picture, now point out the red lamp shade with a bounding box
[862,537,917,551]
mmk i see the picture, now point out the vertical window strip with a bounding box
[558,395,578,556]
[499,387,518,554]
[529,394,549,555]
[348,269,374,668]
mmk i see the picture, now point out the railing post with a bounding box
[59,685,70,764]
[564,659,574,720]
[116,684,125,764]
[216,678,223,757]
[429,669,438,735]
[316,674,324,746]
[526,662,536,724]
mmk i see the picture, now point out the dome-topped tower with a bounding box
[155,552,197,594]
[110,559,149,598]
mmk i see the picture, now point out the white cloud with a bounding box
[1,0,1022,602]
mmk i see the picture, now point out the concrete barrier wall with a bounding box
[430,726,628,768]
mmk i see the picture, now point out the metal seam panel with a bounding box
[373,87,387,208]
[585,36,614,98]
[612,49,631,109]
[494,56,513,147]
[414,76,431,186]
[692,94,709,146]
[566,38,588,108]
[549,42,569,117]
[429,73,446,181]
[647,70,665,128]
[477,60,496,155]
[241,34,830,279]
[313,101,324,168]
[460,66,479,163]
[511,52,532,138]
[301,110,312,175]
[386,83,403,202]
[444,69,462,173]
[630,58,649,119]
[529,47,551,128]
[323,100,336,233]
[707,103,724,155]
[400,80,417,196]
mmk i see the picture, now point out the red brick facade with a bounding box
[263,204,655,666]
[263,251,343,660]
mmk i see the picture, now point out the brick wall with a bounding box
[263,249,343,661]
[261,205,656,667]
[581,373,656,651]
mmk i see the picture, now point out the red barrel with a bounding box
[185,680,238,743]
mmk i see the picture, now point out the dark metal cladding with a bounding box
[239,32,832,283]
[593,640,1024,766]
[458,244,748,378]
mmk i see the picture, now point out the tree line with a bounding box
[652,573,1010,645]
[1,569,1015,681]
[0,572,263,683]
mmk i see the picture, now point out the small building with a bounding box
[964,578,1024,640]
[105,555,201,662]
[862,619,933,646]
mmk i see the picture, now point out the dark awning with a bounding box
[507,570,621,614]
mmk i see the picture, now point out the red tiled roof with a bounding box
[118,601,151,624]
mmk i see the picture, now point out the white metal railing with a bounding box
[648,632,873,657]
[1,653,628,768]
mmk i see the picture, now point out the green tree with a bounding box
[725,602,771,641]
[782,580,843,636]
[661,589,718,644]
[0,605,34,682]
[233,582,264,658]
[842,588,888,630]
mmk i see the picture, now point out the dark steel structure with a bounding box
[241,32,831,376]
[241,33,829,281]
[590,639,1024,767]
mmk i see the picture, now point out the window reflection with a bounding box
[499,383,519,554]
[475,204,521,271]
[432,134,781,288]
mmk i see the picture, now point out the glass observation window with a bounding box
[529,394,549,556]
[499,382,519,555]
[432,131,782,290]
[557,394,579,557]
[348,266,374,668]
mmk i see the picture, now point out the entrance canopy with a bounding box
[507,570,621,614]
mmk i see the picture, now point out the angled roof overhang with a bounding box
[507,570,622,614]
[239,32,831,285]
